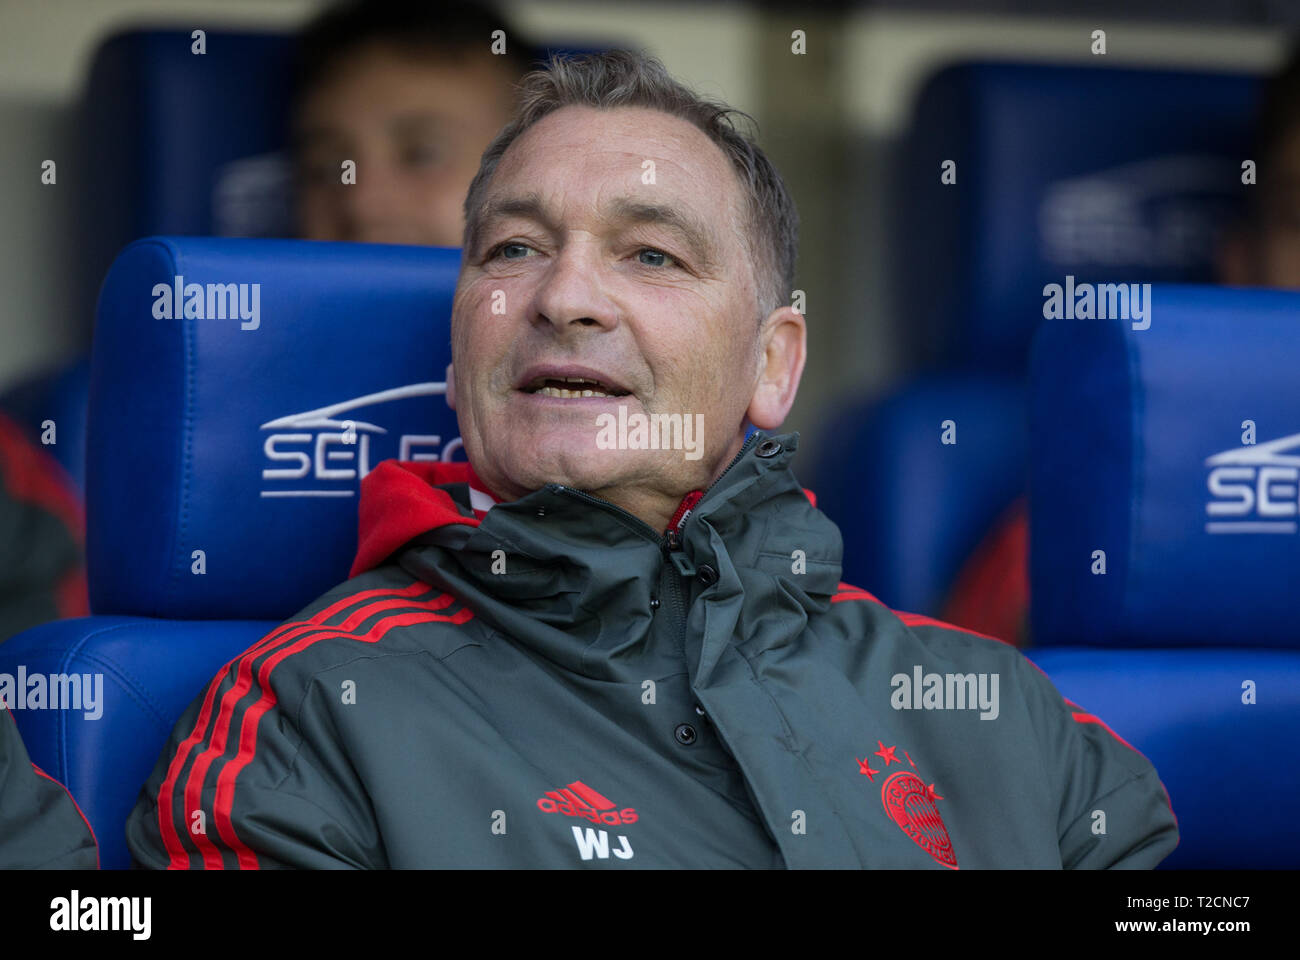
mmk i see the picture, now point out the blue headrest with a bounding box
[77,30,297,337]
[1029,285,1300,646]
[84,30,296,240]
[87,238,463,620]
[898,62,1259,370]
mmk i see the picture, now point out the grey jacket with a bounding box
[127,433,1178,868]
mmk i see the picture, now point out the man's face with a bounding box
[449,105,772,518]
[294,43,515,246]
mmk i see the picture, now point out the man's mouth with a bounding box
[521,375,632,400]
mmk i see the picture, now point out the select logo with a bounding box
[260,382,462,498]
[1205,431,1300,534]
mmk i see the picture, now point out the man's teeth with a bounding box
[530,375,618,398]
[536,386,613,398]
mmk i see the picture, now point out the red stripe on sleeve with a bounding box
[829,581,1012,644]
[214,597,474,869]
[158,581,432,868]
[895,611,1011,646]
[1069,711,1137,753]
[182,588,455,869]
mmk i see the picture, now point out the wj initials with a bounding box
[571,826,634,861]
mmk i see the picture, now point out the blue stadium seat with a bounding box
[896,62,1259,372]
[5,31,301,530]
[81,30,297,269]
[814,374,1026,614]
[1026,285,1300,868]
[0,238,463,867]
[812,61,1261,619]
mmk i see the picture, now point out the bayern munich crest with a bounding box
[857,739,958,869]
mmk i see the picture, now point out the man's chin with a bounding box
[474,407,715,502]
[505,452,646,494]
[490,444,689,500]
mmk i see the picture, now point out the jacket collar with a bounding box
[350,460,497,577]
[352,436,823,576]
[349,433,843,678]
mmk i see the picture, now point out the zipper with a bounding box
[662,433,761,668]
[699,430,761,502]
[553,431,764,583]
[664,431,762,578]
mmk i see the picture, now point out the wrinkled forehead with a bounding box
[479,105,750,251]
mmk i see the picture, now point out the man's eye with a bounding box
[637,248,675,267]
[493,242,533,260]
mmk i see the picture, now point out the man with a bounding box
[127,51,1177,869]
[292,0,534,246]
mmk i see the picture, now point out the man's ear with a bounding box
[746,305,806,431]
[445,361,457,411]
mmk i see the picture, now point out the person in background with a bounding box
[291,0,537,247]
[1217,42,1300,288]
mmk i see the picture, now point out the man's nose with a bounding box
[532,242,619,333]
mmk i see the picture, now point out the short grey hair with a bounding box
[462,49,799,318]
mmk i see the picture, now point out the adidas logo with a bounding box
[536,780,638,825]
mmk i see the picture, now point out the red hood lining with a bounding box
[350,460,483,577]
